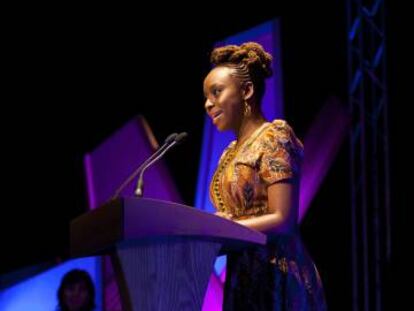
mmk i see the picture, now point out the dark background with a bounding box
[2,2,409,309]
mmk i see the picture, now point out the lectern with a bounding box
[71,197,266,311]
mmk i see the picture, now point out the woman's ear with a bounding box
[242,81,254,101]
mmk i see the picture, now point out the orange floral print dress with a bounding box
[210,119,327,311]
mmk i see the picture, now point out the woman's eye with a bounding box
[213,89,221,96]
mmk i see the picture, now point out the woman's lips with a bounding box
[212,111,223,121]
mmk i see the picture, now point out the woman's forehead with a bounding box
[204,67,235,87]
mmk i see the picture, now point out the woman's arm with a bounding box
[235,181,298,234]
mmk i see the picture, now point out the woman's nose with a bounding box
[205,99,214,111]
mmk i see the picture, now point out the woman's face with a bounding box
[203,66,244,131]
[63,281,89,311]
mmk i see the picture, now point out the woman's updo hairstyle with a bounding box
[210,42,273,103]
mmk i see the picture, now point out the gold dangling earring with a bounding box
[243,101,251,117]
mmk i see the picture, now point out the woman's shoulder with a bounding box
[260,119,297,140]
[268,119,294,135]
[259,119,304,154]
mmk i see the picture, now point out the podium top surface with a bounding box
[71,197,267,257]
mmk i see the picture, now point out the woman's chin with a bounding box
[213,117,231,132]
[215,123,229,132]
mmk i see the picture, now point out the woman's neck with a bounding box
[235,112,266,146]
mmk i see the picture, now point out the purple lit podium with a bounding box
[71,197,266,311]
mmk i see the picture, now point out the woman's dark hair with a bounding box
[210,42,273,104]
[57,269,96,311]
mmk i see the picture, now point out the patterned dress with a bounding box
[210,119,327,310]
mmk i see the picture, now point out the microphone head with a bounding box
[164,133,178,144]
[175,132,188,145]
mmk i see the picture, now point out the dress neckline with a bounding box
[232,121,270,152]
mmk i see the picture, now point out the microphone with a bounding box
[134,132,187,197]
[111,133,178,200]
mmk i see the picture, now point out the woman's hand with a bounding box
[214,211,233,220]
